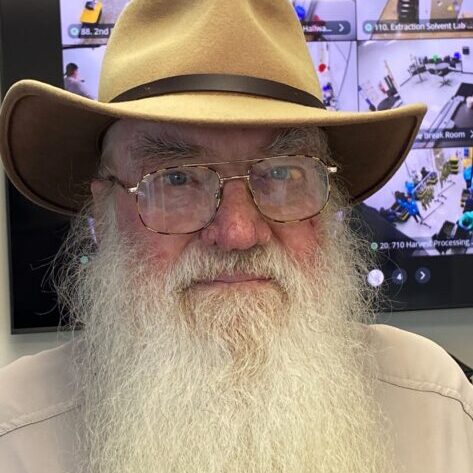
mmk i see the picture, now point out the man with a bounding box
[0,1,472,472]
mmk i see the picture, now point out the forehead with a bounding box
[102,119,279,163]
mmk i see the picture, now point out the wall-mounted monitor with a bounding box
[2,0,473,331]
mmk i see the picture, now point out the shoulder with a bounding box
[0,342,76,438]
[369,323,473,420]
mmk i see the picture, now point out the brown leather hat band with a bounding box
[110,74,326,109]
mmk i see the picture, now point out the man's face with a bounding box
[92,120,323,273]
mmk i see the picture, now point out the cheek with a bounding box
[114,192,193,264]
[270,218,323,261]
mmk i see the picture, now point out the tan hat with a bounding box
[0,0,426,215]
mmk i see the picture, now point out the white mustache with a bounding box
[164,244,294,294]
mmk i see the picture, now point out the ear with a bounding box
[90,179,113,244]
[91,178,109,201]
[90,178,113,220]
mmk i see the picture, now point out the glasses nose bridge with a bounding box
[215,172,257,212]
[220,174,250,184]
[217,173,252,197]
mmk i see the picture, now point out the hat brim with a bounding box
[0,80,427,215]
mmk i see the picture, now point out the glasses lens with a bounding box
[249,156,330,222]
[137,167,220,233]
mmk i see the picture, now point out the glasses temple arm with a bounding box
[102,175,139,194]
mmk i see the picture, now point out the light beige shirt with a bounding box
[0,324,472,472]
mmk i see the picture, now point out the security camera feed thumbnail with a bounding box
[62,46,106,100]
[292,0,356,40]
[357,0,473,40]
[307,41,358,110]
[60,0,129,46]
[365,147,473,256]
[358,38,473,148]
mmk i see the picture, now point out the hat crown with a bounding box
[99,0,322,103]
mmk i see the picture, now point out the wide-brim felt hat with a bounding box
[0,0,427,216]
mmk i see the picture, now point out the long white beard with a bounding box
[60,204,395,473]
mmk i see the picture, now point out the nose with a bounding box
[200,179,272,250]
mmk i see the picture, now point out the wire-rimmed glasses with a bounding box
[107,155,337,235]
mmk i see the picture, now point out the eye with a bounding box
[164,171,188,186]
[270,166,303,180]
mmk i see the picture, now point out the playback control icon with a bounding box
[415,267,431,284]
[392,269,407,285]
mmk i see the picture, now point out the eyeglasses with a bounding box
[106,155,337,235]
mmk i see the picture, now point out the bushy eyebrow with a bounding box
[129,133,205,169]
[127,132,286,172]
[265,128,316,157]
[123,126,329,175]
